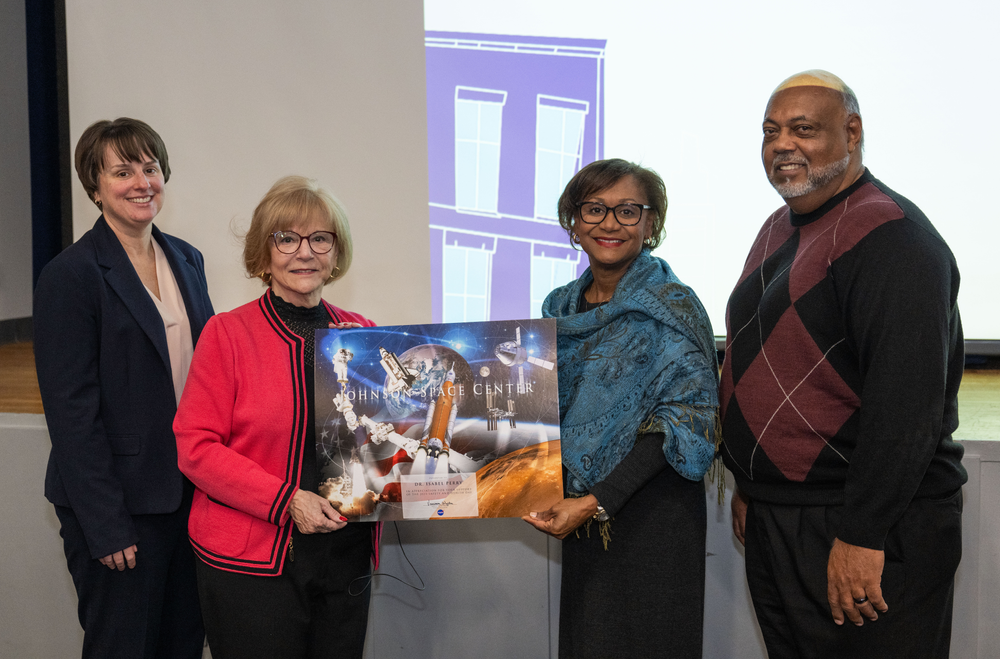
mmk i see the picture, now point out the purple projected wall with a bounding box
[425,32,606,323]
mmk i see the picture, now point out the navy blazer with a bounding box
[34,216,214,558]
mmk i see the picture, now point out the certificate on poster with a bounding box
[313,319,563,521]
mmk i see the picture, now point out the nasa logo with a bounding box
[436,509,445,517]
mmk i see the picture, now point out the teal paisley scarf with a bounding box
[542,249,719,493]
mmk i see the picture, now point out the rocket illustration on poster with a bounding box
[313,319,563,521]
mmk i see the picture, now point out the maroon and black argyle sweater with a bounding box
[720,170,967,550]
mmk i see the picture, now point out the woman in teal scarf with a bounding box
[524,159,719,659]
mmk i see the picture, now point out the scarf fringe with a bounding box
[707,410,725,505]
[643,407,725,505]
[575,516,614,551]
[709,457,726,505]
[568,409,723,552]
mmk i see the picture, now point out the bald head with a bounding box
[773,70,852,95]
[771,70,862,142]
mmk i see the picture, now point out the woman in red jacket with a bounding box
[174,175,377,658]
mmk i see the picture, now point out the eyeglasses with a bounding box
[576,202,652,226]
[270,230,336,254]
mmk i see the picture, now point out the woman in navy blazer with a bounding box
[34,118,213,658]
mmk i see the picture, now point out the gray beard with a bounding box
[769,153,850,199]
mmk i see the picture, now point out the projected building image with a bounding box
[425,32,607,322]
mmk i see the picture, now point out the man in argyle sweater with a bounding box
[720,70,967,658]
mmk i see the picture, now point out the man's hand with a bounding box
[99,544,137,570]
[523,494,599,539]
[827,538,889,626]
[289,490,348,534]
[731,487,749,546]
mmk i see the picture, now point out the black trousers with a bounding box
[55,504,204,659]
[744,490,963,659]
[196,523,373,659]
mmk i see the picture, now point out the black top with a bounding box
[577,294,605,314]
[720,170,967,550]
[271,293,330,495]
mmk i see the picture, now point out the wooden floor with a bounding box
[1,341,997,439]
[0,343,43,414]
[956,369,1000,441]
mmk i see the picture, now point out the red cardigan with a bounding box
[174,291,375,575]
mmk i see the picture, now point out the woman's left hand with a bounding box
[523,494,599,539]
[289,489,348,533]
[330,321,363,329]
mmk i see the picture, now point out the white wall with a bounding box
[0,414,81,657]
[0,0,34,322]
[65,0,431,323]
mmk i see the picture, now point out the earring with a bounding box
[643,238,653,246]
[259,271,272,285]
[94,198,102,208]
[572,233,581,244]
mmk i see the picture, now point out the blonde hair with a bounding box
[243,175,354,284]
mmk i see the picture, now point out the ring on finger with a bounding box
[854,596,868,605]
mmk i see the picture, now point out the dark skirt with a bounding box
[559,467,706,659]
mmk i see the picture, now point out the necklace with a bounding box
[584,285,613,305]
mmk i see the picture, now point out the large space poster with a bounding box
[313,319,562,521]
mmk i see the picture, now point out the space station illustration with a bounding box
[313,319,563,521]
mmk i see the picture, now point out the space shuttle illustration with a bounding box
[494,327,554,392]
[379,347,418,395]
[411,363,458,475]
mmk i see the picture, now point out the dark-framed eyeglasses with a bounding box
[576,202,652,226]
[270,230,336,254]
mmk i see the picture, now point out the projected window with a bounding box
[530,247,581,318]
[426,32,606,323]
[442,235,496,322]
[454,87,507,214]
[534,96,590,220]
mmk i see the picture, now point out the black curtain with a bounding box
[26,0,72,287]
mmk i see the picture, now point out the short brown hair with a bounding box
[243,175,354,285]
[557,158,668,250]
[74,118,170,206]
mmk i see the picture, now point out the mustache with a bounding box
[771,153,808,166]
